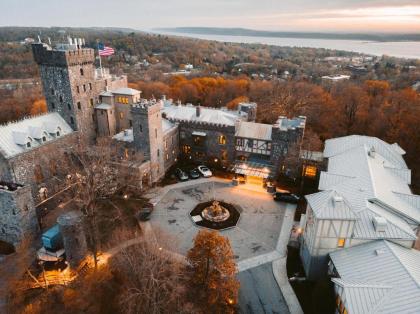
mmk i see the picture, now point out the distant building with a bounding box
[321,75,351,83]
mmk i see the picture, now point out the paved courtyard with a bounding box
[147,179,293,268]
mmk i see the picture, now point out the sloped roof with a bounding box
[235,121,272,140]
[162,103,242,126]
[314,136,420,240]
[162,119,177,134]
[330,240,420,314]
[332,278,393,314]
[0,112,74,159]
[306,190,357,220]
[111,87,141,96]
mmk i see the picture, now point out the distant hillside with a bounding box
[158,27,420,42]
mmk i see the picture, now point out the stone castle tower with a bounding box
[131,101,165,181]
[32,40,98,141]
[0,182,39,248]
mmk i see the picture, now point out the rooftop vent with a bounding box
[375,249,386,256]
[372,216,387,232]
[368,146,376,158]
[333,196,344,205]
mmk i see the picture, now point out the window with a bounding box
[76,86,80,93]
[83,84,86,92]
[42,136,47,142]
[89,83,92,90]
[51,102,55,109]
[218,135,226,145]
[120,112,124,119]
[67,103,71,110]
[80,68,84,76]
[77,102,81,110]
[166,153,169,161]
[155,129,157,138]
[139,124,142,132]
[337,238,345,248]
[165,140,168,149]
[129,120,132,127]
[157,149,160,157]
[105,80,108,86]
[182,145,191,154]
[59,95,63,103]
[56,131,60,136]
[90,98,94,107]
[26,142,31,148]
[304,165,317,178]
[70,116,74,124]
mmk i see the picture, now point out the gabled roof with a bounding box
[330,240,420,314]
[332,278,393,314]
[306,190,357,220]
[0,112,74,159]
[317,136,420,234]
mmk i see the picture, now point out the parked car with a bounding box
[175,168,189,181]
[197,165,212,177]
[189,168,200,179]
[273,191,300,204]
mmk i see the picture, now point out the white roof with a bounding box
[162,119,176,134]
[95,103,112,110]
[330,240,420,314]
[306,190,357,220]
[162,103,242,126]
[113,129,133,142]
[235,121,272,141]
[0,112,74,159]
[311,135,419,241]
[111,87,141,96]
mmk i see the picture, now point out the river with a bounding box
[153,31,420,60]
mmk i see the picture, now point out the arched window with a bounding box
[42,136,47,142]
[26,142,31,148]
[56,131,60,137]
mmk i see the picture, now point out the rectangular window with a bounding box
[90,98,94,107]
[182,145,191,154]
[83,84,86,92]
[155,129,157,138]
[218,135,226,145]
[76,86,80,93]
[120,112,124,119]
[129,120,133,127]
[77,102,81,110]
[89,83,92,90]
[166,153,169,161]
[337,238,345,248]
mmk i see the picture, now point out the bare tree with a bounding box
[64,138,143,268]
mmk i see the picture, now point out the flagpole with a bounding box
[97,41,103,77]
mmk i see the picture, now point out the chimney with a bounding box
[196,105,201,117]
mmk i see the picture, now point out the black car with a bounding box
[273,191,300,204]
[175,168,189,181]
[189,168,200,179]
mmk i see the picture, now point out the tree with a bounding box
[64,138,143,268]
[110,229,196,314]
[187,230,239,313]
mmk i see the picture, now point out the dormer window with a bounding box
[42,136,47,142]
[56,131,60,136]
[26,142,31,148]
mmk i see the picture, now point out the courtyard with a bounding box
[146,178,295,269]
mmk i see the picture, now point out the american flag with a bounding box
[98,43,115,56]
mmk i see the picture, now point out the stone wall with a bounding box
[163,125,179,172]
[176,120,236,166]
[0,183,39,246]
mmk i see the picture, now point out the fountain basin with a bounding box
[189,200,241,230]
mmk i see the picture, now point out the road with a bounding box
[238,262,290,314]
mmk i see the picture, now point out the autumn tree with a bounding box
[187,230,239,314]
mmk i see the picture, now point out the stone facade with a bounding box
[0,182,39,247]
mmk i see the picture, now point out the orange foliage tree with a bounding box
[187,230,239,313]
[30,99,47,115]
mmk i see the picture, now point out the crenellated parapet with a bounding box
[32,43,94,67]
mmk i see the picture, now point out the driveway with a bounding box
[238,262,290,314]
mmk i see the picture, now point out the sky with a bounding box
[1,0,420,33]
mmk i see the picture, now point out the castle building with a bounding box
[0,39,306,249]
[298,136,420,307]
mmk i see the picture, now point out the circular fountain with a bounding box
[190,200,241,230]
[202,200,231,222]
